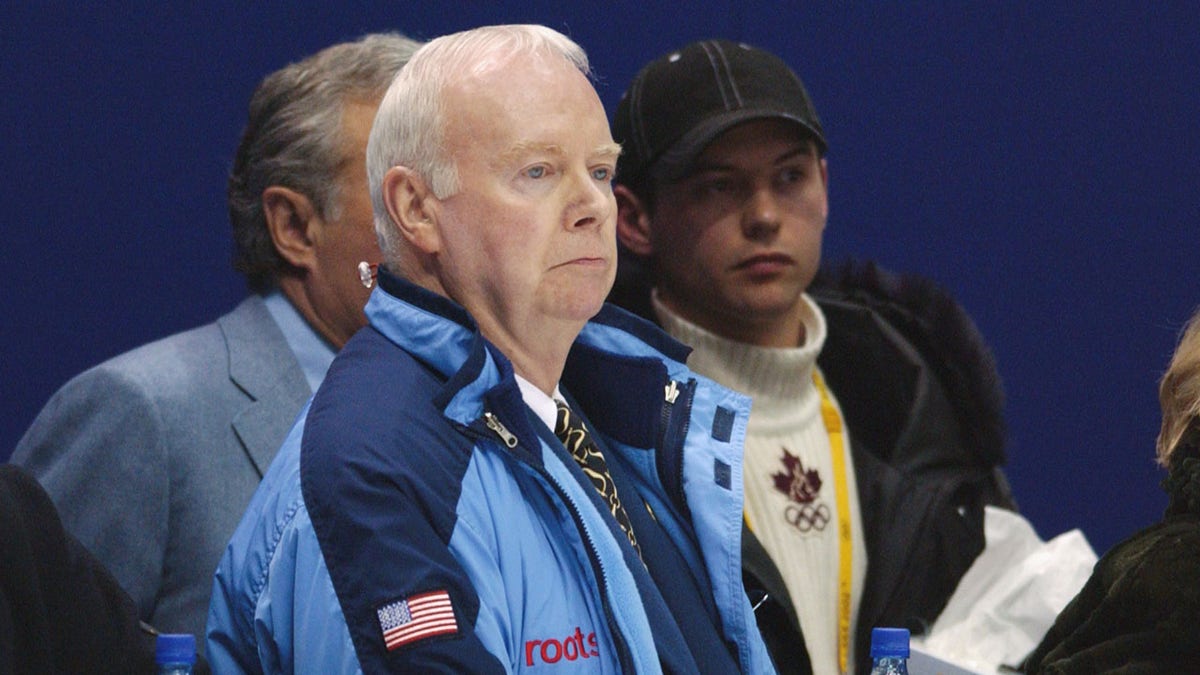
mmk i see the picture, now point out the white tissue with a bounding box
[909,506,1098,675]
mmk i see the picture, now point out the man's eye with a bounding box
[526,166,546,179]
[779,167,805,183]
[592,167,611,181]
[699,180,732,195]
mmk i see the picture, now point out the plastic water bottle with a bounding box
[869,627,910,674]
[155,633,196,674]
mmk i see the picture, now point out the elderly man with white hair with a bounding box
[206,24,774,674]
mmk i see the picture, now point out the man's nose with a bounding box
[567,169,612,229]
[741,187,782,239]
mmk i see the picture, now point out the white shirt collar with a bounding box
[514,373,562,434]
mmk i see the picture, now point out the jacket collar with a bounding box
[367,268,693,439]
[1165,439,1200,517]
[367,268,510,429]
[222,295,312,476]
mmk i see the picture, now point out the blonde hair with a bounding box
[1157,306,1200,465]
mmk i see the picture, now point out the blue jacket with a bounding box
[206,272,773,674]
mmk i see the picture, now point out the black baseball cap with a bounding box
[612,39,826,190]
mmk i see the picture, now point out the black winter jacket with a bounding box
[609,259,1017,675]
[1023,439,1200,674]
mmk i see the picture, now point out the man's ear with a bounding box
[819,157,830,221]
[614,184,654,257]
[262,186,320,270]
[381,166,440,255]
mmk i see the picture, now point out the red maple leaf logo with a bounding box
[772,448,821,504]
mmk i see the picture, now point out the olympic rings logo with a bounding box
[784,502,831,532]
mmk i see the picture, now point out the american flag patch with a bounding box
[377,589,458,651]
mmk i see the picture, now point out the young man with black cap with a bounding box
[609,39,1017,675]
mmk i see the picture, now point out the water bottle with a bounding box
[869,626,910,675]
[155,633,196,675]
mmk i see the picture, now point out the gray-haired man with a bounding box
[11,32,420,646]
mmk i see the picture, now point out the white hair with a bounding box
[366,24,591,266]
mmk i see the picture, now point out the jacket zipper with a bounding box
[475,411,637,673]
[482,412,517,448]
[659,379,698,514]
[665,379,680,403]
[658,380,679,454]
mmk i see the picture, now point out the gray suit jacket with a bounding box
[10,295,311,646]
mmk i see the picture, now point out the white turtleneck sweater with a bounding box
[654,292,867,675]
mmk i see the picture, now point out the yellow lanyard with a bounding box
[744,370,853,674]
[813,370,853,675]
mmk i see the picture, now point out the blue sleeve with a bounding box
[207,493,513,674]
[207,501,362,675]
[205,411,363,675]
[303,480,511,673]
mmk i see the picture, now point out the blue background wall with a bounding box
[2,3,1196,556]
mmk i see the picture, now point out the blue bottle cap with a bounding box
[870,627,910,658]
[155,633,197,665]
